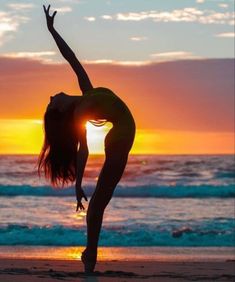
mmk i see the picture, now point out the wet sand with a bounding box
[0,258,234,281]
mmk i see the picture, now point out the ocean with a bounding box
[0,154,234,250]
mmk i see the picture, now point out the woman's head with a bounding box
[48,92,71,112]
[38,94,80,186]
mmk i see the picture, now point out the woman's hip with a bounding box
[104,125,135,155]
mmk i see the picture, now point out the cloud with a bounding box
[54,7,72,14]
[0,50,203,66]
[84,59,151,66]
[218,3,229,9]
[84,53,201,65]
[101,15,112,20]
[2,51,56,63]
[151,51,201,62]
[0,12,17,35]
[0,10,29,46]
[215,32,235,38]
[7,3,35,10]
[130,36,148,41]
[2,53,152,66]
[102,8,235,25]
[68,52,201,66]
[84,16,96,22]
[196,0,205,3]
[57,0,82,3]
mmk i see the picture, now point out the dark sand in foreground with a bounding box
[0,259,235,281]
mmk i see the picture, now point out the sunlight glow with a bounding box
[86,122,112,154]
[0,119,44,154]
[85,121,112,154]
[0,119,234,155]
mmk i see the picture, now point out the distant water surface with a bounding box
[0,154,234,247]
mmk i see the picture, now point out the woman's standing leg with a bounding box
[82,124,135,272]
[85,151,129,254]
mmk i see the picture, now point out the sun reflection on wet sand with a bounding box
[0,246,234,262]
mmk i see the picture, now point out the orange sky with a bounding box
[0,57,234,154]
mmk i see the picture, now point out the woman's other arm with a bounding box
[43,5,93,94]
[75,123,89,211]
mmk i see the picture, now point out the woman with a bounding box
[38,5,135,273]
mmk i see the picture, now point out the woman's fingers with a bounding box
[43,5,49,16]
[78,205,85,211]
[76,201,85,212]
[43,4,53,16]
[76,203,81,212]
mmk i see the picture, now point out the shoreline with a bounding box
[0,258,234,281]
[0,246,235,262]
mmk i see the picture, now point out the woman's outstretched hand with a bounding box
[76,187,88,212]
[43,4,57,31]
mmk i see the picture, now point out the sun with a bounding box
[85,121,112,154]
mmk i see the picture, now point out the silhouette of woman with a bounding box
[38,5,135,273]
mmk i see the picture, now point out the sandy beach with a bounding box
[0,258,235,281]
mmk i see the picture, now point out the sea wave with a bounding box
[0,184,234,198]
[0,220,234,247]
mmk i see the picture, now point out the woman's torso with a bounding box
[83,88,135,126]
[81,87,136,144]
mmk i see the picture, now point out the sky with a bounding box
[0,0,234,154]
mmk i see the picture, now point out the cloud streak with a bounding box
[84,16,96,21]
[218,3,229,9]
[1,51,202,65]
[101,15,112,20]
[130,36,148,41]
[2,51,56,63]
[7,3,35,10]
[53,6,72,14]
[151,51,202,62]
[0,10,29,46]
[215,32,235,38]
[84,59,151,66]
[57,0,82,3]
[102,8,235,25]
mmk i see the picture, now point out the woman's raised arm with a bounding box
[43,5,93,94]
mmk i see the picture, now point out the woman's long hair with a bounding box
[38,104,78,187]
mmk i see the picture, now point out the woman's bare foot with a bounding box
[81,248,97,273]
